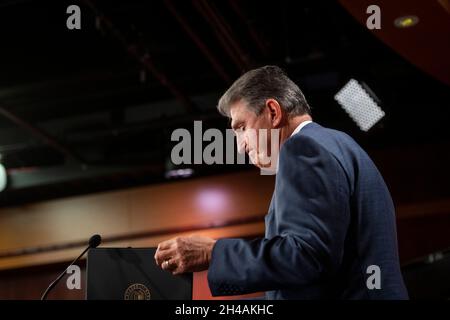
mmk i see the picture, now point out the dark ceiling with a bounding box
[0,0,449,207]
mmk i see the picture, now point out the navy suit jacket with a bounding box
[207,122,408,299]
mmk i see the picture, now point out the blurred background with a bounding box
[0,0,449,299]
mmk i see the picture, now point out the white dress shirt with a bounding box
[290,120,313,137]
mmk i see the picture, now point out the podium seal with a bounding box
[124,283,151,300]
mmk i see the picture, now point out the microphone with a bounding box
[40,234,102,300]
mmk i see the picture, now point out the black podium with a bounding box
[86,248,192,300]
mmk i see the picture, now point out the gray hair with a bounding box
[217,65,311,118]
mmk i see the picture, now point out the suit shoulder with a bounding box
[288,123,361,158]
[279,127,352,194]
[281,129,338,162]
[285,125,336,154]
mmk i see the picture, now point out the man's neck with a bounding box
[280,114,312,146]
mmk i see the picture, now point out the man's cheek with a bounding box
[248,150,259,166]
[248,149,255,162]
[237,143,246,154]
[235,134,245,154]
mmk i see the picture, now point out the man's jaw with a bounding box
[248,149,272,168]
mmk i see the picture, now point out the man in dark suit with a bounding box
[155,65,408,299]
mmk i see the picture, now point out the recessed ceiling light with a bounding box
[394,15,419,28]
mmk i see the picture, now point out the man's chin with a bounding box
[253,161,272,169]
[249,151,272,168]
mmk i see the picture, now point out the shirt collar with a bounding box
[290,120,313,137]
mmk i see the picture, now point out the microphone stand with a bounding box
[40,245,91,300]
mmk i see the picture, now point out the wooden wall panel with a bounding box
[129,173,274,233]
[0,171,274,270]
[0,191,132,251]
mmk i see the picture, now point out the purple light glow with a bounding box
[196,188,229,214]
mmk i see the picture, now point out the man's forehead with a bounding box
[229,100,248,120]
[230,107,246,129]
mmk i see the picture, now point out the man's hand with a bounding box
[154,235,217,275]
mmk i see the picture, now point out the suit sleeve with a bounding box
[207,135,351,296]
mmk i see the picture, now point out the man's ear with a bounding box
[265,99,283,128]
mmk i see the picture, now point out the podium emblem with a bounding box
[124,283,151,300]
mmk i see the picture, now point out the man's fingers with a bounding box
[155,247,176,266]
[161,257,178,272]
[155,237,186,273]
[154,239,176,264]
[157,239,174,251]
[172,267,184,275]
[171,261,185,275]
